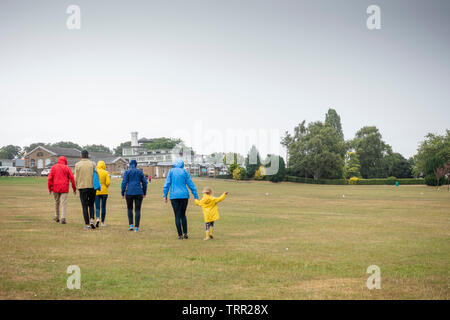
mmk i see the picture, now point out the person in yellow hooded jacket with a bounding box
[194,186,228,240]
[95,161,111,227]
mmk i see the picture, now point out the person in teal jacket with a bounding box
[163,159,198,239]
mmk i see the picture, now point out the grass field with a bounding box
[0,177,449,299]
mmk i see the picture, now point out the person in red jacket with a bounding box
[48,156,76,224]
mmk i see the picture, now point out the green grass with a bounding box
[0,177,449,299]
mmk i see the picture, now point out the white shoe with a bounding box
[101,223,106,227]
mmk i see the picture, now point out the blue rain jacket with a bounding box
[121,160,148,196]
[163,159,198,200]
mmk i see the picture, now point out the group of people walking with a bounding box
[47,150,228,240]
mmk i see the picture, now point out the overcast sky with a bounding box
[1,0,449,158]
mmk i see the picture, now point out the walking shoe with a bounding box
[61,218,66,224]
[128,225,134,231]
[84,225,91,230]
[203,237,211,241]
[134,227,139,232]
[183,234,189,239]
[95,219,100,228]
[178,235,183,240]
[90,223,96,229]
[101,223,106,227]
[53,217,60,223]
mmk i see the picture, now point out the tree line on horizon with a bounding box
[1,114,449,186]
[0,137,183,160]
[281,108,450,186]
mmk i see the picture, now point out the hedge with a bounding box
[354,178,425,185]
[287,176,425,185]
[286,176,347,185]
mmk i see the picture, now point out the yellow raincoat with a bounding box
[194,193,227,223]
[96,161,111,195]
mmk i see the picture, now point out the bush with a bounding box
[210,174,232,179]
[424,174,446,186]
[254,166,265,180]
[348,177,359,185]
[232,166,247,180]
[355,178,424,185]
[287,176,425,185]
[228,163,239,175]
[287,176,347,185]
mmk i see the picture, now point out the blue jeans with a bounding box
[95,195,108,222]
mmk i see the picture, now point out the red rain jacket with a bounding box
[48,156,76,193]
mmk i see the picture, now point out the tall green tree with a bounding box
[0,145,22,159]
[344,151,361,178]
[52,141,82,150]
[284,121,345,181]
[383,152,413,178]
[413,130,450,177]
[263,155,286,182]
[325,108,344,141]
[245,145,262,179]
[352,126,390,178]
[143,137,181,150]
[114,141,131,156]
[83,144,112,154]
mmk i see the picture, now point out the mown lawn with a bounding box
[0,177,449,299]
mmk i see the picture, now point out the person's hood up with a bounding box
[173,159,184,168]
[57,156,67,165]
[129,159,137,168]
[201,193,213,204]
[97,160,106,170]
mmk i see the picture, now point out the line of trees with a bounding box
[0,141,113,159]
[0,137,183,159]
[282,109,449,186]
[223,146,286,182]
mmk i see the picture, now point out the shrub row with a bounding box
[287,176,425,185]
[286,176,347,185]
[354,178,425,185]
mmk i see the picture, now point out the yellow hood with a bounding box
[97,161,106,170]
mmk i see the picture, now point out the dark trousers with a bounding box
[95,195,108,222]
[126,195,143,227]
[170,198,188,236]
[79,188,96,225]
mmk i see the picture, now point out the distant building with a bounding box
[25,146,127,174]
[14,159,25,168]
[90,152,128,174]
[25,146,81,172]
[123,132,194,178]
[0,159,14,167]
[123,132,230,178]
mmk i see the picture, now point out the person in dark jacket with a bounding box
[163,159,199,239]
[121,160,147,232]
[48,156,76,224]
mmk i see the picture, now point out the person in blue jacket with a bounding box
[121,160,148,232]
[163,159,199,239]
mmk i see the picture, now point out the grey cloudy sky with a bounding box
[1,0,449,157]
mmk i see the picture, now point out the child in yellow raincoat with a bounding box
[194,187,228,240]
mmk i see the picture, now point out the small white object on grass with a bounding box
[342,194,346,198]
[285,248,289,251]
[265,192,269,196]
